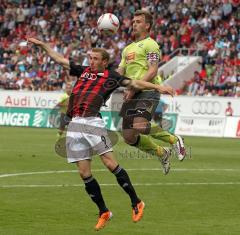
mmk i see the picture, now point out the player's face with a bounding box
[88,52,107,72]
[132,15,149,37]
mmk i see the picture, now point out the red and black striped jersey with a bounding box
[67,61,129,118]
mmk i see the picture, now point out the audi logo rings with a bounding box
[192,101,221,115]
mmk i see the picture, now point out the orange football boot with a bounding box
[95,211,113,231]
[132,201,145,222]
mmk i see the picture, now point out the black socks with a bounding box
[83,166,140,213]
[112,165,141,207]
[83,176,108,215]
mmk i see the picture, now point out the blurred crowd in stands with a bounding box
[0,0,239,97]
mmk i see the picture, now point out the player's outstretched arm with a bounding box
[116,66,125,76]
[27,38,70,70]
[123,79,175,97]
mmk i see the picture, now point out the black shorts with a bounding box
[119,90,160,128]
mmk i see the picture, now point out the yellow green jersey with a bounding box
[119,37,161,84]
[59,92,69,113]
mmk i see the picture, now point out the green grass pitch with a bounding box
[0,126,240,235]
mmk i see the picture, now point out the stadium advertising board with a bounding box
[104,93,240,117]
[224,117,240,138]
[175,115,226,137]
[0,105,177,134]
[162,113,178,134]
[161,95,240,117]
[100,111,121,130]
[0,107,121,130]
[0,90,61,109]
[1,91,239,117]
[0,107,60,127]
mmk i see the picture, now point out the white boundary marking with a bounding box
[1,168,240,188]
[0,168,240,178]
[1,182,240,188]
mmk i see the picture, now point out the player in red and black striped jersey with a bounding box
[28,37,174,231]
[67,59,132,118]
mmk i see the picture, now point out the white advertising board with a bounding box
[103,94,240,117]
[1,91,239,117]
[161,95,240,117]
[224,117,240,138]
[175,115,226,137]
[0,90,62,109]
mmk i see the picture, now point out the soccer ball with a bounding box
[97,13,120,35]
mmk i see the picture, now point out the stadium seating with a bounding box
[0,0,239,96]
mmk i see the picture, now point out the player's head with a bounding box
[132,10,153,37]
[88,48,110,72]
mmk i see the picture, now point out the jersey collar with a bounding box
[134,34,150,43]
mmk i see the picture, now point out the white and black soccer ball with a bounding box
[97,13,120,35]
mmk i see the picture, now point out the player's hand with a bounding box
[123,89,135,101]
[27,38,44,46]
[157,85,175,97]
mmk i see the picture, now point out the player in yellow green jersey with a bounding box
[57,82,72,138]
[117,10,186,175]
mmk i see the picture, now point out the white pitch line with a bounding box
[0,168,240,178]
[1,182,240,188]
[0,170,78,178]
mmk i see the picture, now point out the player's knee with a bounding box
[78,169,91,179]
[105,161,116,171]
[102,156,118,171]
[132,122,151,134]
[122,132,137,145]
[123,137,135,145]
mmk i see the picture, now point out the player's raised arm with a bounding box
[27,38,70,70]
[122,79,175,97]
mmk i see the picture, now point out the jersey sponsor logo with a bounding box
[192,101,221,115]
[80,71,97,81]
[146,52,159,62]
[126,52,135,63]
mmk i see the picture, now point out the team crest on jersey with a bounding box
[126,52,135,63]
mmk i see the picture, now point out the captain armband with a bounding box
[146,52,160,64]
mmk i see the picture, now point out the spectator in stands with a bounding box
[225,101,234,116]
[187,71,201,96]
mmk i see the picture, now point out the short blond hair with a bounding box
[134,10,153,31]
[92,48,110,62]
